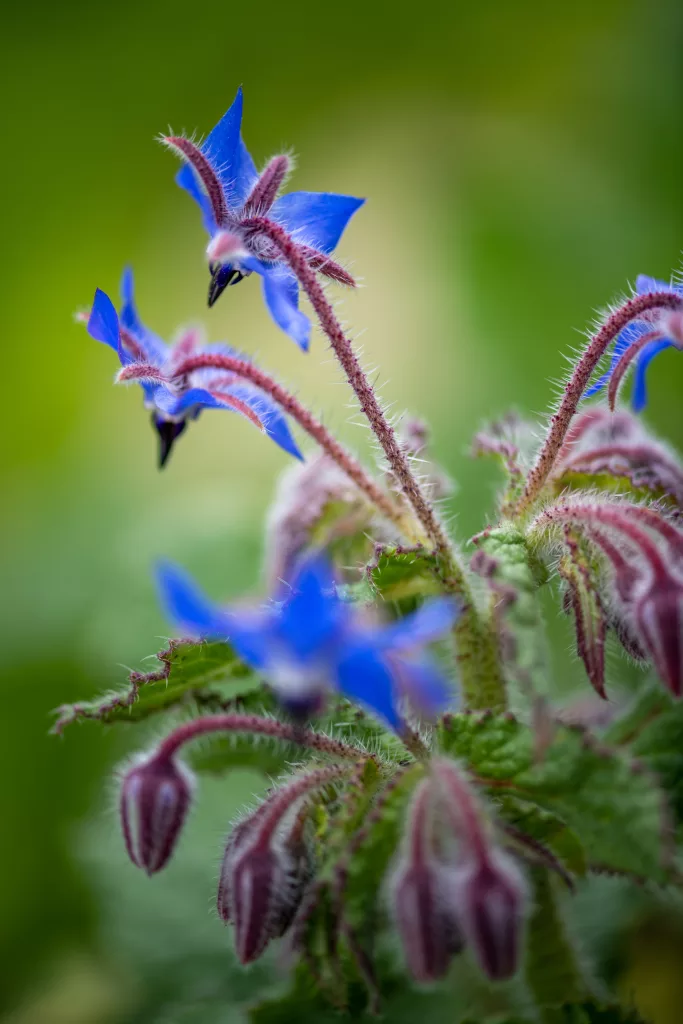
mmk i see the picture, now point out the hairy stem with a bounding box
[241,216,457,567]
[172,353,410,533]
[514,291,682,515]
[157,713,367,762]
[242,218,508,708]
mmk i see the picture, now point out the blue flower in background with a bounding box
[156,554,458,729]
[586,274,683,412]
[86,269,302,467]
[162,88,364,350]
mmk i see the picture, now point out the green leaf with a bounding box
[437,712,669,882]
[369,546,443,611]
[497,796,587,878]
[52,640,258,733]
[605,687,683,825]
[525,868,586,1010]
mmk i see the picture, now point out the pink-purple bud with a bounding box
[218,766,344,963]
[119,752,194,875]
[389,780,463,982]
[635,580,683,697]
[449,847,527,981]
[431,759,527,980]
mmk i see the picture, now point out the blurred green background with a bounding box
[1,0,682,1020]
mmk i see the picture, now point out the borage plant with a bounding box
[57,88,683,1022]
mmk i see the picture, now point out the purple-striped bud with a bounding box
[432,758,527,981]
[219,766,343,963]
[635,579,683,697]
[119,751,194,875]
[450,847,527,981]
[389,780,464,982]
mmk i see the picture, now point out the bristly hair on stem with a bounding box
[239,215,459,572]
[514,290,683,516]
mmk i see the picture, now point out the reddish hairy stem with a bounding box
[242,155,290,217]
[515,292,682,514]
[156,713,366,762]
[433,759,490,863]
[607,330,662,411]
[252,764,353,846]
[240,215,456,567]
[163,136,229,228]
[172,352,405,529]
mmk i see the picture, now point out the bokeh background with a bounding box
[1,1,682,1020]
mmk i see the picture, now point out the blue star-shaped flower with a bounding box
[155,554,458,730]
[585,275,683,412]
[86,268,302,467]
[162,88,364,351]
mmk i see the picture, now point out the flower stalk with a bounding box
[514,291,683,515]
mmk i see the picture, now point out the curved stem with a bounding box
[156,713,367,762]
[241,215,457,570]
[240,218,507,712]
[172,353,409,533]
[514,291,682,515]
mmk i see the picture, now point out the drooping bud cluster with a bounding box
[389,761,527,983]
[551,406,683,510]
[216,767,343,963]
[119,750,195,875]
[532,499,683,697]
[388,779,464,982]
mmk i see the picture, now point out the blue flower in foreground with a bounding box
[86,269,302,467]
[156,554,458,730]
[586,275,683,412]
[162,88,364,350]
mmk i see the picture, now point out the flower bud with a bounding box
[120,751,194,875]
[635,580,683,697]
[218,766,341,962]
[431,758,527,980]
[389,780,464,982]
[450,847,527,981]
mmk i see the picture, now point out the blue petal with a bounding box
[194,88,258,207]
[636,274,673,295]
[119,268,168,364]
[222,608,275,672]
[250,260,310,350]
[88,289,120,353]
[271,192,365,254]
[335,643,402,730]
[222,382,303,459]
[152,385,225,418]
[155,560,230,638]
[231,137,259,208]
[176,165,219,236]
[632,337,674,412]
[379,597,459,651]
[392,655,454,716]
[277,555,347,661]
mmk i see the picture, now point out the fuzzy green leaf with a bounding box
[525,869,587,1010]
[369,546,443,611]
[438,712,669,881]
[606,687,683,824]
[52,640,258,733]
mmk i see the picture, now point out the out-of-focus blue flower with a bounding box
[155,554,458,729]
[162,88,364,350]
[86,269,302,467]
[586,275,683,412]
